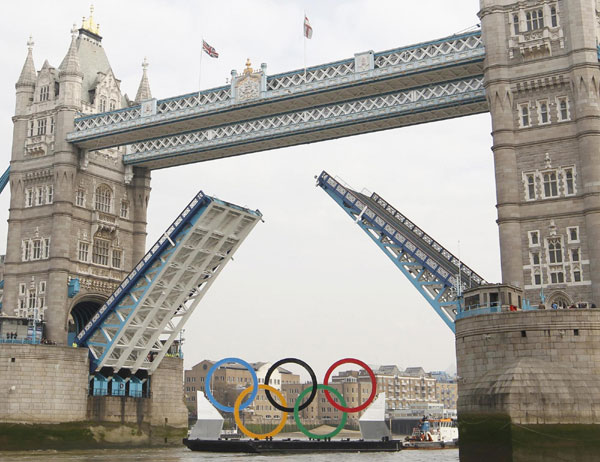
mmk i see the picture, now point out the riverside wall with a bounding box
[0,344,188,449]
[455,310,600,461]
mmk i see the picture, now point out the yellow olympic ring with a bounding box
[234,384,288,439]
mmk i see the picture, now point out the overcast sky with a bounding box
[0,0,498,380]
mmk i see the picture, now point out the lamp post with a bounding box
[179,328,185,358]
[32,305,39,344]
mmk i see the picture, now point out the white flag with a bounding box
[304,15,313,39]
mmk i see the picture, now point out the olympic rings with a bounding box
[264,358,317,412]
[205,357,375,439]
[205,357,258,413]
[323,358,377,413]
[234,384,288,439]
[294,385,348,439]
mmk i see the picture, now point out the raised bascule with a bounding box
[316,171,488,332]
[1,1,600,459]
[77,192,261,375]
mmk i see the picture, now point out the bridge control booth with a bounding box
[458,284,527,318]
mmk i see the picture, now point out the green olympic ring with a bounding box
[293,384,348,439]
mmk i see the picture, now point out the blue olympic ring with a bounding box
[205,357,258,412]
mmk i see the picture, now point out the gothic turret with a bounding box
[135,57,152,103]
[58,25,83,108]
[15,36,36,115]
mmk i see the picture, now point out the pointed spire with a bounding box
[59,25,82,78]
[16,36,37,87]
[135,57,152,102]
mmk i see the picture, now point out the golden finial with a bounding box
[243,58,253,75]
[81,4,101,35]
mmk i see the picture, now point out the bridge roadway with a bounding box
[76,190,262,373]
[66,31,486,169]
[317,171,487,331]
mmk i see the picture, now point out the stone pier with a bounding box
[456,310,600,461]
[0,344,188,449]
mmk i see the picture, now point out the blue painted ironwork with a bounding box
[123,77,486,169]
[66,31,484,152]
[129,377,143,398]
[0,338,40,345]
[77,188,262,373]
[75,191,212,346]
[67,278,80,298]
[317,171,487,332]
[90,373,108,396]
[111,375,126,396]
[456,299,534,320]
[0,167,10,195]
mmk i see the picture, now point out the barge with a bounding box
[183,437,403,453]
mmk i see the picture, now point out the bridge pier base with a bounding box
[0,344,187,450]
[456,310,600,461]
[458,413,600,462]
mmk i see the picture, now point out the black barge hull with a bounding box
[183,438,403,453]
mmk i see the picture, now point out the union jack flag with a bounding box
[202,40,219,58]
[304,15,313,39]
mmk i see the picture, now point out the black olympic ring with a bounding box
[264,357,318,412]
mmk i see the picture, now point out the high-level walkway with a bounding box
[67,31,486,169]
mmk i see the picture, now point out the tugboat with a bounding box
[183,393,403,453]
[403,416,459,449]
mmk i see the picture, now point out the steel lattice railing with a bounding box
[374,32,482,68]
[156,87,231,114]
[70,31,483,138]
[266,60,355,90]
[369,192,486,288]
[124,77,484,163]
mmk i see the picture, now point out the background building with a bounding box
[184,359,300,422]
[186,360,457,430]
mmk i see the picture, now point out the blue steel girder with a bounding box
[77,190,262,373]
[122,77,486,169]
[0,167,9,195]
[317,171,488,332]
[67,31,484,153]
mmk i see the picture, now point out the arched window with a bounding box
[543,172,558,197]
[99,97,107,112]
[548,239,563,263]
[95,185,112,213]
[550,7,557,27]
[513,14,520,35]
[526,9,544,31]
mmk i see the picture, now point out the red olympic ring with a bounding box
[323,358,377,412]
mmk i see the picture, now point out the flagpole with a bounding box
[303,11,307,83]
[199,36,204,96]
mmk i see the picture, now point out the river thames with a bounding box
[0,448,458,462]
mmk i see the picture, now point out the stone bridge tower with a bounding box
[3,11,152,344]
[480,0,600,307]
[455,3,600,459]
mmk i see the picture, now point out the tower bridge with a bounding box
[2,1,600,455]
[2,0,599,366]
